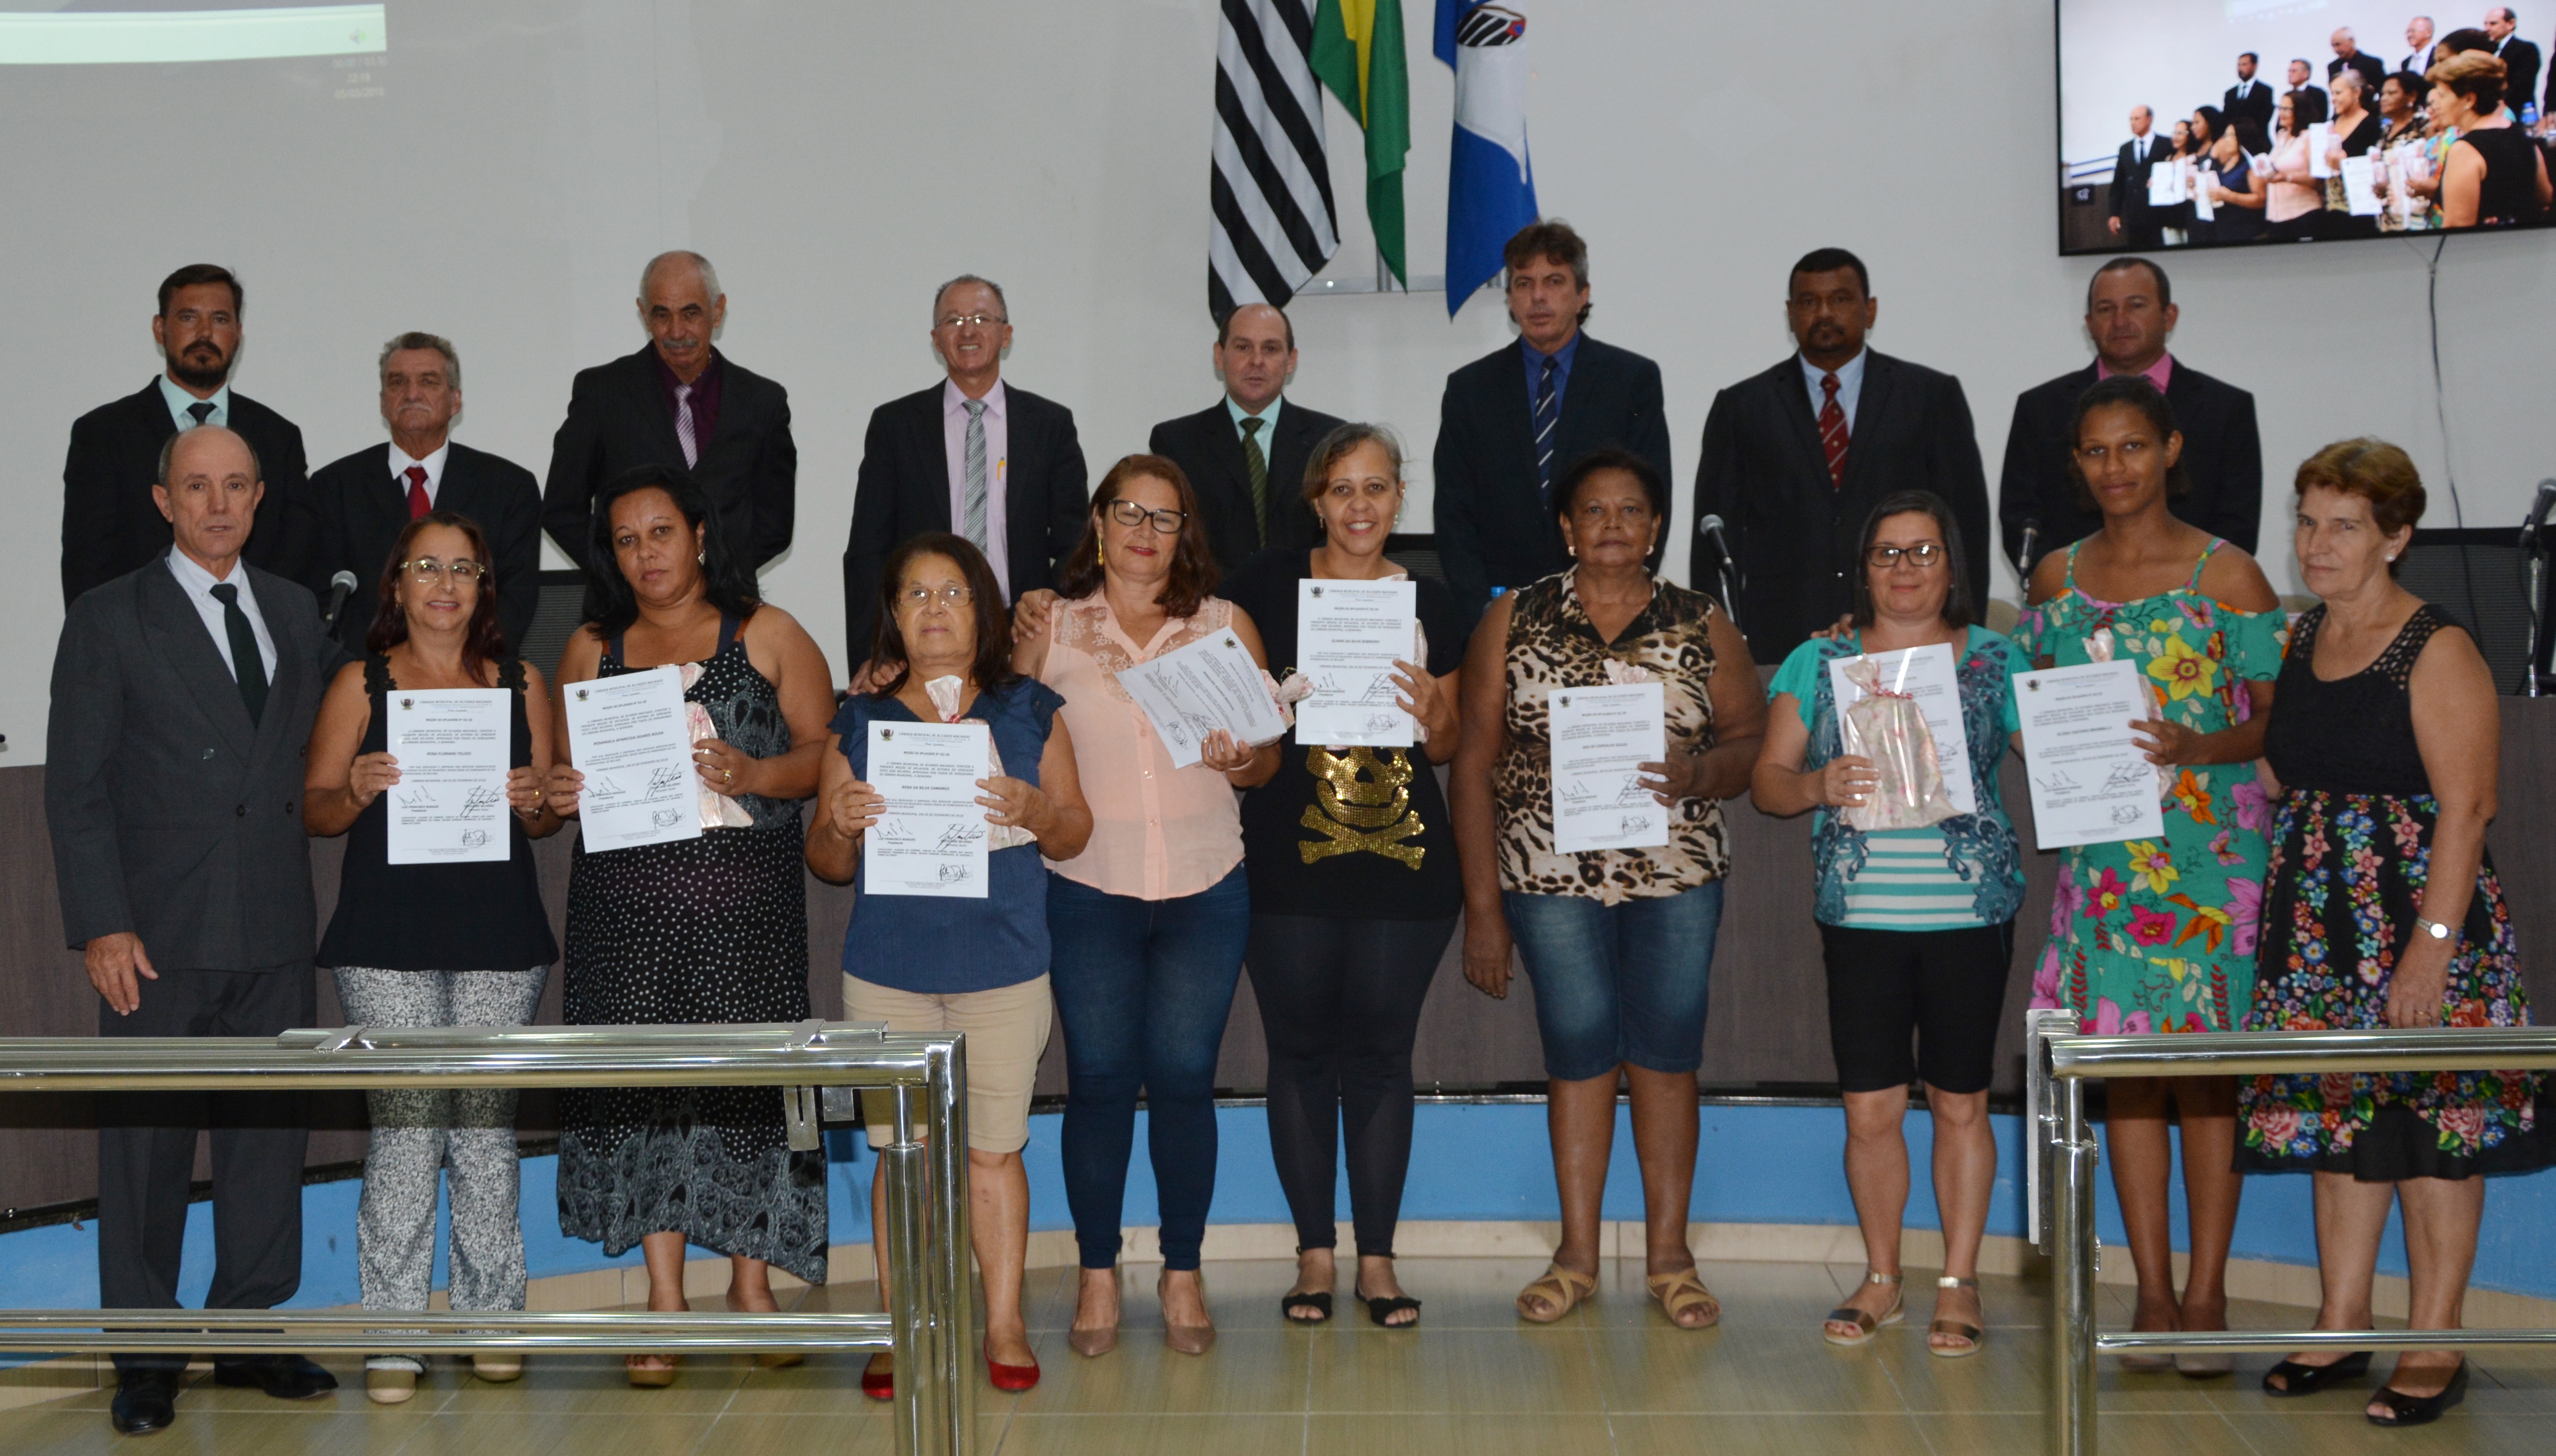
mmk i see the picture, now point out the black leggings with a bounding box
[1246,913,1456,1260]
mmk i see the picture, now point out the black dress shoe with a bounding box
[2261,1349,2373,1396]
[110,1371,178,1436]
[212,1354,340,1400]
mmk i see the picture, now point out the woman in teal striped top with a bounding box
[1752,490,2027,1359]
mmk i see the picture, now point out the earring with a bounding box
[697,550,706,563]
[2385,553,2398,562]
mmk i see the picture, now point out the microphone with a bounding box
[322,570,360,628]
[1695,514,1743,633]
[2016,518,2042,579]
[2521,480,2556,549]
[1695,514,1734,565]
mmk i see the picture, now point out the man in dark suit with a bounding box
[1998,257,2263,576]
[2224,53,2276,129]
[307,332,541,657]
[541,251,795,574]
[46,426,344,1436]
[2109,107,2167,248]
[2486,8,2543,118]
[1432,219,1671,610]
[2329,27,2391,96]
[1694,248,1989,663]
[842,274,1089,659]
[61,264,311,605]
[1147,302,1346,573]
[2285,57,2332,123]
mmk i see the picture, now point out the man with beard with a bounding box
[61,265,311,604]
[1693,248,1989,662]
[1146,302,1346,574]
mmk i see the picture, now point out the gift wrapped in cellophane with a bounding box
[1837,655,1958,832]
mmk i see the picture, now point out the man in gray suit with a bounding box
[46,425,343,1436]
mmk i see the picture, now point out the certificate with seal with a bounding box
[2015,659,2167,850]
[384,688,511,865]
[863,720,991,898]
[562,665,703,852]
[1116,628,1287,769]
[1295,578,1418,746]
[1548,682,1670,855]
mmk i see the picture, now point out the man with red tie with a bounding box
[306,332,543,657]
[1692,248,1989,662]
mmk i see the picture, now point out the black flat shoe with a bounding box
[213,1354,339,1400]
[1358,1292,1422,1329]
[1281,1291,1333,1325]
[2368,1361,2467,1427]
[110,1371,178,1436]
[2261,1349,2373,1396]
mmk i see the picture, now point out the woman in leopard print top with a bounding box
[1450,448,1766,1333]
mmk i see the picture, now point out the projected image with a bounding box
[0,2,384,66]
[2057,4,2554,253]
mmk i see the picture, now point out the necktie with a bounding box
[404,464,430,520]
[961,398,990,551]
[207,582,268,726]
[186,401,214,427]
[1238,415,1270,545]
[1818,372,1850,489]
[674,383,699,468]
[1533,354,1560,506]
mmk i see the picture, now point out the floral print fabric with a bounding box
[2015,541,2287,1035]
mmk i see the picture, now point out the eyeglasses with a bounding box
[1866,542,1945,569]
[896,584,975,609]
[1106,499,1188,535]
[935,312,1007,330]
[402,559,488,583]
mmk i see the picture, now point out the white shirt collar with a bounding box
[943,376,1007,419]
[165,543,245,592]
[389,439,453,504]
[158,373,232,432]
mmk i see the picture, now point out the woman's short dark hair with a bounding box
[2230,116,2270,153]
[1553,447,1669,525]
[1300,421,1406,509]
[1850,491,1974,631]
[2066,374,2193,510]
[364,510,508,677]
[580,464,762,637]
[866,532,1023,699]
[1054,454,1220,619]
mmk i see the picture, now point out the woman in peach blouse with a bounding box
[1014,455,1279,1359]
[2262,93,2324,240]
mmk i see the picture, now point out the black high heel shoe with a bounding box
[2261,1349,2373,1396]
[2366,1360,2467,1427]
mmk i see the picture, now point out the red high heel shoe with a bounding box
[860,1356,893,1401]
[987,1354,1040,1393]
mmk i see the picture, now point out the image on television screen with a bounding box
[2055,3,2554,254]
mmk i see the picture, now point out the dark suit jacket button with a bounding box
[235,804,247,818]
[285,802,296,814]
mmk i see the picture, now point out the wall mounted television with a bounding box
[2056,2,2554,254]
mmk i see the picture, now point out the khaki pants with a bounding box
[843,974,1052,1154]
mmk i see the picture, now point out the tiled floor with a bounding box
[8,1256,2551,1454]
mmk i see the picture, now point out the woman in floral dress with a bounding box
[2241,439,2538,1426]
[2016,376,2287,1373]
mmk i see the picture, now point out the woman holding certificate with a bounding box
[543,466,837,1387]
[1018,455,1279,1358]
[304,512,560,1405]
[808,532,1092,1397]
[1220,423,1468,1329]
[2016,375,2286,1374]
[1749,490,2029,1357]
[1449,447,1765,1332]
[2239,439,2539,1425]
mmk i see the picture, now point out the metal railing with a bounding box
[2027,1010,2556,1455]
[0,1021,972,1456]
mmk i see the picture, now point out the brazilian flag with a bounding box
[1310,1,1411,284]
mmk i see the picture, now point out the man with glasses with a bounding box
[841,274,1088,661]
[1146,302,1345,574]
[541,250,797,575]
[307,332,542,656]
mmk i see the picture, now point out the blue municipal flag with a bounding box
[1434,1,1537,317]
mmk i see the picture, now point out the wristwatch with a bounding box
[2414,917,2455,942]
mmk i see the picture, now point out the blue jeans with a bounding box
[1503,881,1724,1081]
[1047,866,1251,1271]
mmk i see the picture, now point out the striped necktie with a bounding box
[1239,415,1269,546]
[1533,354,1560,506]
[673,383,699,468]
[1818,372,1850,488]
[962,398,990,550]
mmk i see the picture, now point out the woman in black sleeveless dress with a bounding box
[307,512,561,1403]
[2238,440,2539,1427]
[545,467,839,1386]
[2429,51,2555,227]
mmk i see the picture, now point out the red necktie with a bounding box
[1818,373,1850,488]
[404,465,430,519]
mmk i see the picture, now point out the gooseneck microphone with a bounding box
[322,570,360,629]
[1695,514,1743,637]
[2016,518,2042,580]
[2518,479,2556,549]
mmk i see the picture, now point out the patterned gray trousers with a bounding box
[333,966,549,1342]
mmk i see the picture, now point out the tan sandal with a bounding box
[625,1353,680,1388]
[1928,1275,1984,1358]
[1822,1270,1906,1347]
[1515,1263,1597,1324]
[1646,1266,1721,1331]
